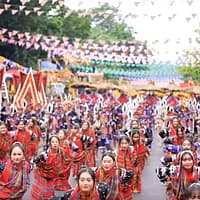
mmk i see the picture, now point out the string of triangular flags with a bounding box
[1,27,199,65]
[0,0,64,16]
[0,0,199,21]
[0,27,153,64]
[5,0,63,5]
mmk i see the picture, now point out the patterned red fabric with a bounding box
[36,148,63,179]
[173,137,184,146]
[117,148,134,170]
[169,127,177,137]
[30,170,54,200]
[131,142,147,192]
[0,160,30,199]
[27,126,41,155]
[69,186,99,200]
[117,148,134,199]
[67,132,86,177]
[96,166,122,200]
[166,166,199,200]
[132,143,147,171]
[30,148,65,199]
[54,147,72,191]
[81,127,96,167]
[0,132,12,162]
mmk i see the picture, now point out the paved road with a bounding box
[133,133,165,200]
[23,132,166,200]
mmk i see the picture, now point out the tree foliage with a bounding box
[178,65,200,82]
[88,3,134,42]
[178,25,200,82]
[0,1,135,69]
[0,0,91,69]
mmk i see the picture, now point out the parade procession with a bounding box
[0,0,200,200]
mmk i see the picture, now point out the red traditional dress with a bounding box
[13,128,32,161]
[69,185,100,200]
[54,145,72,191]
[166,166,200,200]
[172,136,184,146]
[116,147,134,200]
[81,126,96,167]
[0,160,30,200]
[95,166,122,200]
[30,148,64,200]
[168,126,177,137]
[67,132,86,177]
[27,124,41,155]
[0,131,12,163]
[132,141,148,192]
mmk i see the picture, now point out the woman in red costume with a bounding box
[131,128,149,193]
[67,123,86,178]
[0,121,12,163]
[27,117,41,156]
[116,135,135,200]
[0,142,31,200]
[54,129,72,191]
[172,126,185,146]
[52,166,110,200]
[13,120,32,161]
[96,151,133,200]
[80,121,96,167]
[30,135,70,199]
[156,150,200,200]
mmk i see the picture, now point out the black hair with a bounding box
[118,135,130,145]
[131,128,140,136]
[49,135,60,144]
[77,166,95,184]
[176,125,184,133]
[82,121,90,128]
[18,120,26,125]
[184,183,200,199]
[9,142,25,156]
[172,116,178,122]
[0,121,5,126]
[182,137,193,146]
[101,151,116,162]
[58,129,67,137]
[29,117,36,125]
[181,137,195,152]
[180,151,194,167]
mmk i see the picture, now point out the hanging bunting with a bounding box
[4,4,11,10]
[186,0,193,6]
[19,5,25,11]
[11,9,18,15]
[25,10,31,16]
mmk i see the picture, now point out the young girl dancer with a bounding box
[0,142,31,200]
[95,151,133,200]
[116,135,134,200]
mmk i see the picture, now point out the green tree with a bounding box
[88,3,134,42]
[0,0,91,69]
[178,24,200,82]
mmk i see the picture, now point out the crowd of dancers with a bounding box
[0,88,200,200]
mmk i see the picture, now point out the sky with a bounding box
[65,0,200,63]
